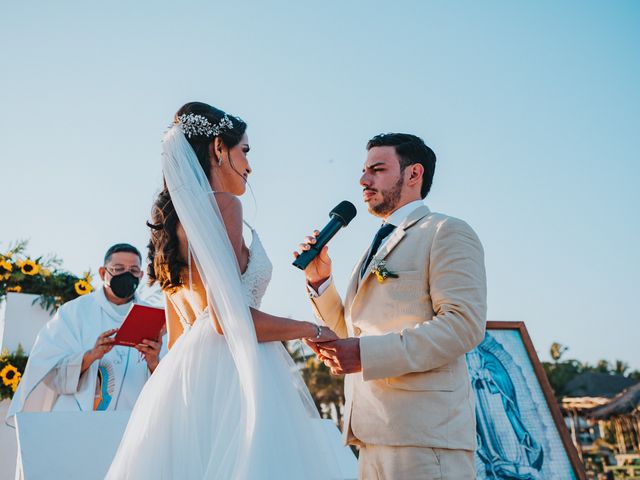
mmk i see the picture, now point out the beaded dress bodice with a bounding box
[238,227,273,309]
[172,227,272,330]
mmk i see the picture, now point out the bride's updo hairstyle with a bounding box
[147,102,248,292]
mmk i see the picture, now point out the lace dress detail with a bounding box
[240,226,272,309]
[169,226,272,330]
[108,224,339,480]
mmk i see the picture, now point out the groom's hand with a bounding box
[316,338,361,375]
[294,230,332,291]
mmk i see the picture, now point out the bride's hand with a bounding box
[305,325,338,344]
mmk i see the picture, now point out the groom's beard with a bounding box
[369,176,403,216]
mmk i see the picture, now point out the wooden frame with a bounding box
[468,321,586,480]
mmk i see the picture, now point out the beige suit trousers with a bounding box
[358,444,475,480]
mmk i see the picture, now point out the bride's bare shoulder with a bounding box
[214,192,242,216]
[213,192,243,245]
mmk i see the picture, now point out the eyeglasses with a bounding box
[105,265,143,277]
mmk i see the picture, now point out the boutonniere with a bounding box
[370,259,399,283]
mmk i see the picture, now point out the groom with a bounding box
[299,133,487,479]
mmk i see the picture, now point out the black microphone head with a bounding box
[330,201,357,226]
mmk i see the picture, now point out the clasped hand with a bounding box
[295,230,362,375]
[306,337,362,375]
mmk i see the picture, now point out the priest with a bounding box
[6,243,163,424]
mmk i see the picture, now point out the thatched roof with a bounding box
[562,397,609,411]
[586,382,640,420]
[563,373,636,399]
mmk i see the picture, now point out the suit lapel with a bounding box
[345,248,368,307]
[359,205,431,284]
[346,206,432,318]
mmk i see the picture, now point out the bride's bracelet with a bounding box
[307,324,322,340]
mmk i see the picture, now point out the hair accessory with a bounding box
[146,220,163,231]
[176,113,234,139]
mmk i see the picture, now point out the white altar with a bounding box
[1,293,54,480]
[0,400,18,480]
[15,411,130,479]
[0,293,53,355]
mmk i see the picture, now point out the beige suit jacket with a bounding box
[310,205,487,450]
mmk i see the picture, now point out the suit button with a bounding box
[353,326,362,336]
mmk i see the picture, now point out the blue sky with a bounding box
[2,1,639,368]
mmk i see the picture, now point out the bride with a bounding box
[106,102,341,479]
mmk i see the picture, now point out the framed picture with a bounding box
[466,321,585,480]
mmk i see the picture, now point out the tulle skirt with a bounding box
[106,313,340,479]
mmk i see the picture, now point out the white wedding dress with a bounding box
[106,227,340,479]
[107,123,342,479]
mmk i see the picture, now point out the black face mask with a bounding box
[107,272,140,299]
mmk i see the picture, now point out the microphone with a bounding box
[292,201,357,270]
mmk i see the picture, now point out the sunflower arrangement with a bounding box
[74,273,93,296]
[0,240,94,313]
[0,345,27,400]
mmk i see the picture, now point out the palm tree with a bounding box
[286,341,345,427]
[613,360,629,376]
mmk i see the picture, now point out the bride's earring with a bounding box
[216,152,223,166]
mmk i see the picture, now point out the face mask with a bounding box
[106,272,140,299]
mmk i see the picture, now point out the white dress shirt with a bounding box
[308,199,425,297]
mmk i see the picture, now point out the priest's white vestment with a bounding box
[5,288,160,425]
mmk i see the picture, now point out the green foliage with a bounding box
[542,343,640,398]
[286,341,345,425]
[0,239,94,313]
[613,360,629,376]
[543,358,583,398]
[0,345,28,400]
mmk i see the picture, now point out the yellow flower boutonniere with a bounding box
[370,259,399,283]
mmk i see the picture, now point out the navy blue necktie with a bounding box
[360,223,396,278]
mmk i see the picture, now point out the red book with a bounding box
[113,304,166,347]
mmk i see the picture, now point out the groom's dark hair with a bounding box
[366,133,436,198]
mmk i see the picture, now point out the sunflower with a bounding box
[74,279,93,295]
[10,373,21,392]
[0,261,12,281]
[20,259,40,276]
[41,268,52,277]
[0,364,20,387]
[0,258,12,272]
[7,285,22,293]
